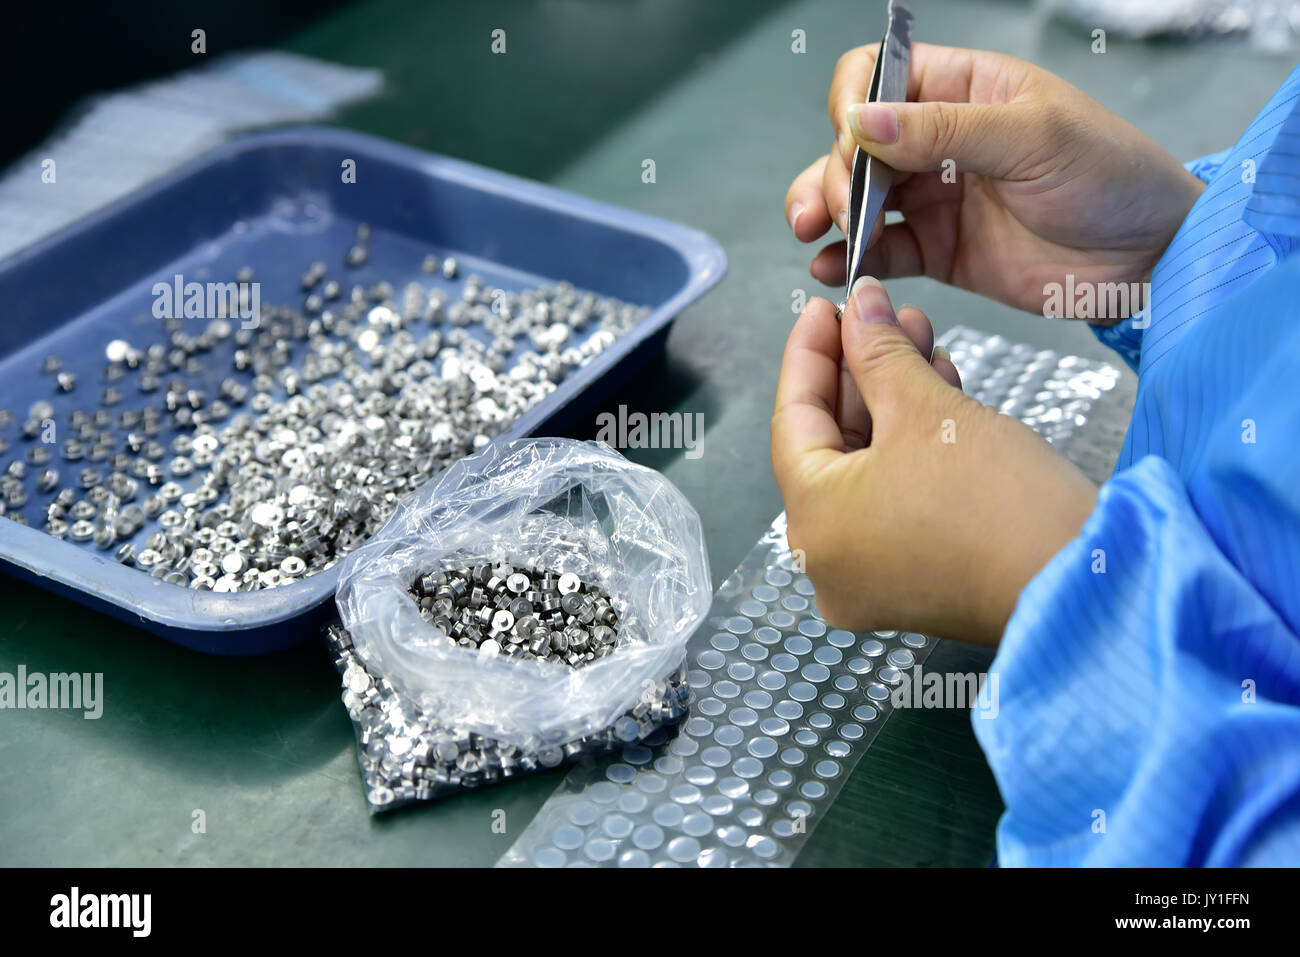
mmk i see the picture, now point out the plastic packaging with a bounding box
[335,438,712,751]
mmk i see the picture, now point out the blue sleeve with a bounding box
[1087,151,1228,372]
[973,456,1300,866]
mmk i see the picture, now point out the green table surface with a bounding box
[2,0,1293,866]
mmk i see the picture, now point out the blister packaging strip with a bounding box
[497,326,1130,867]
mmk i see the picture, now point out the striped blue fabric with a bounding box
[976,66,1300,866]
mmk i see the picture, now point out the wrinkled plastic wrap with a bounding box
[335,438,712,752]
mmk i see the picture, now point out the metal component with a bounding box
[498,513,935,868]
[0,244,646,593]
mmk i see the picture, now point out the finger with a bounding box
[810,240,845,286]
[931,347,962,390]
[896,305,934,357]
[828,45,878,161]
[897,305,963,389]
[839,277,938,423]
[837,355,871,451]
[821,144,851,236]
[772,298,850,484]
[785,156,835,242]
[831,43,1001,166]
[845,98,1042,180]
[810,222,925,287]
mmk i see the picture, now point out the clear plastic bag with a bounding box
[335,438,711,751]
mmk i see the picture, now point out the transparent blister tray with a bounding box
[497,325,1132,866]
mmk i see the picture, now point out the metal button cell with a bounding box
[757,670,785,691]
[747,736,778,759]
[808,712,833,730]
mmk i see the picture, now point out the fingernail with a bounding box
[848,275,897,324]
[788,202,806,232]
[847,103,900,144]
[931,345,951,363]
[836,208,847,233]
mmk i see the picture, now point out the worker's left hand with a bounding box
[770,277,1098,645]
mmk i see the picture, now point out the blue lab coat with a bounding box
[974,65,1300,866]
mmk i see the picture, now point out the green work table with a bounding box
[1,0,1292,866]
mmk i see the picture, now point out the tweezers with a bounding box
[842,0,913,312]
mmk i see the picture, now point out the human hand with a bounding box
[784,44,1205,321]
[770,277,1098,644]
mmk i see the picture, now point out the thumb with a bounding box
[840,276,936,421]
[845,99,1040,181]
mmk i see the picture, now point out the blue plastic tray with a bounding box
[0,126,725,655]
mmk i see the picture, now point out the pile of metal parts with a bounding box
[325,611,692,810]
[410,563,621,669]
[0,237,646,591]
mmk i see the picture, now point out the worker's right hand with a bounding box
[784,43,1206,323]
